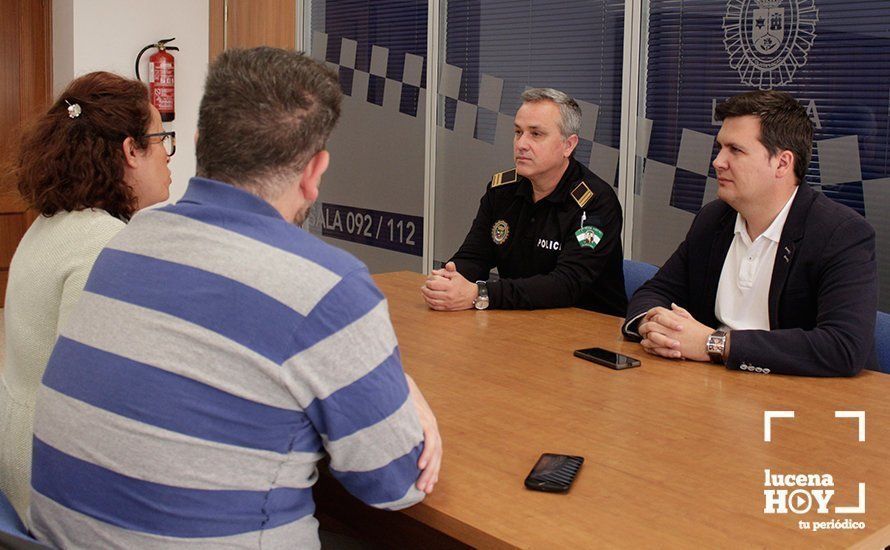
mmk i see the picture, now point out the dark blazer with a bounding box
[623,183,878,376]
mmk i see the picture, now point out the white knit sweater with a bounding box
[0,209,124,521]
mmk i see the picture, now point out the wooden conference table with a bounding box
[316,271,890,549]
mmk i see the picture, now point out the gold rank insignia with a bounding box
[571,181,595,208]
[491,168,518,188]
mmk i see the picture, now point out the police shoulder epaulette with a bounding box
[570,181,595,208]
[491,168,518,188]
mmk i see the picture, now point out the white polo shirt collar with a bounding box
[716,187,798,330]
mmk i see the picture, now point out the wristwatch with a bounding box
[473,280,489,310]
[706,330,727,364]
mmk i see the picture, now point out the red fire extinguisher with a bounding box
[135,38,179,122]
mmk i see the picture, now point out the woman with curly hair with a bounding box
[0,71,172,519]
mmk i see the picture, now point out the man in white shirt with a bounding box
[622,90,878,376]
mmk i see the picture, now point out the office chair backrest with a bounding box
[874,311,890,374]
[0,489,46,549]
[623,259,659,300]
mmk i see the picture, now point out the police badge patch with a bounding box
[575,226,603,250]
[491,220,510,245]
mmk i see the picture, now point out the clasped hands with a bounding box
[420,261,477,311]
[638,303,714,362]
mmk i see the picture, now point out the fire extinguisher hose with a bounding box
[134,44,155,81]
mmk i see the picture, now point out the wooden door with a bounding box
[209,0,297,61]
[0,0,52,307]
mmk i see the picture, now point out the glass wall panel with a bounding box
[632,0,890,310]
[433,0,626,266]
[306,1,427,272]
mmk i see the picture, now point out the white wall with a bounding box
[53,0,209,203]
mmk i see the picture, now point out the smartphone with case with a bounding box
[573,347,641,370]
[524,453,584,493]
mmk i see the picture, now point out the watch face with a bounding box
[707,332,726,363]
[474,297,489,310]
[707,331,725,350]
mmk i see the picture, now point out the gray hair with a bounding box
[196,47,342,201]
[520,88,582,139]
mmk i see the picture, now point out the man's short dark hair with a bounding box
[715,90,813,185]
[196,47,342,199]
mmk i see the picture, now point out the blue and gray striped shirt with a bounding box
[30,177,425,549]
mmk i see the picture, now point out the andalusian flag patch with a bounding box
[575,226,603,249]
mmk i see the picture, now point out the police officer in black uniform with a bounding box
[421,88,626,315]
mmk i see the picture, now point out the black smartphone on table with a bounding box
[524,453,584,493]
[573,347,641,370]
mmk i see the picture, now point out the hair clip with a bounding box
[64,100,82,119]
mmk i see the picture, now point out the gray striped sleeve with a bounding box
[323,397,423,473]
[374,484,426,511]
[281,299,399,405]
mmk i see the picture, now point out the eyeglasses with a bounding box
[143,131,176,157]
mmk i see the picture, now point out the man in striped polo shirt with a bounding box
[29,47,441,548]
